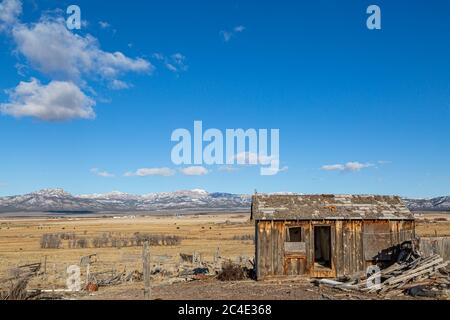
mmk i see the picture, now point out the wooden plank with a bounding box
[350,221,355,274]
[306,222,313,273]
[276,222,283,275]
[264,222,271,276]
[343,222,351,275]
[258,222,267,278]
[335,221,344,277]
[284,242,306,254]
[386,262,447,286]
[355,221,364,272]
[331,223,336,274]
[255,223,260,279]
[270,220,274,276]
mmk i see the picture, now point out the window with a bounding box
[287,227,302,242]
[285,227,305,254]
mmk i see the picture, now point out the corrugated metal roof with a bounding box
[251,194,414,220]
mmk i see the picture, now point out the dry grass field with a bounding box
[0,213,254,294]
[0,211,449,300]
[414,212,450,237]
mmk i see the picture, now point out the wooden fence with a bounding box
[419,237,450,261]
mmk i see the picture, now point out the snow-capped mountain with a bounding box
[0,189,251,213]
[403,196,450,212]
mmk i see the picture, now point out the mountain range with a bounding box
[0,189,251,213]
[0,189,449,214]
[402,197,450,212]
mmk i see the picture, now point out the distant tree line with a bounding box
[40,232,182,249]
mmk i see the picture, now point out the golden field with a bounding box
[0,213,254,288]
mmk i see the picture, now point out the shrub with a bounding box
[217,262,248,281]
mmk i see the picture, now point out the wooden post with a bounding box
[86,264,90,286]
[143,241,151,300]
[214,247,220,264]
[52,263,56,294]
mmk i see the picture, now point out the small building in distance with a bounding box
[251,194,415,279]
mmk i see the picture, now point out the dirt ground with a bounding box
[79,278,378,300]
[0,211,449,300]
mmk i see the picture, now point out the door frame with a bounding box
[311,222,337,278]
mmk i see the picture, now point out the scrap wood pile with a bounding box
[0,263,42,300]
[363,254,449,297]
[315,242,449,298]
[86,269,142,290]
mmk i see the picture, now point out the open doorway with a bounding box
[314,226,332,269]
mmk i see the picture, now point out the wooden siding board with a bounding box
[255,223,260,279]
[260,221,268,277]
[335,221,343,276]
[363,221,391,261]
[356,221,364,272]
[343,222,352,276]
[277,223,284,275]
[264,222,271,275]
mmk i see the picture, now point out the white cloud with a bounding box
[262,165,289,176]
[0,0,21,31]
[11,17,152,83]
[321,164,345,171]
[321,162,374,172]
[125,167,176,177]
[165,63,178,72]
[171,53,185,64]
[109,79,130,90]
[234,25,245,33]
[221,31,232,42]
[0,78,95,121]
[233,152,274,165]
[180,166,209,176]
[153,52,188,74]
[220,25,245,42]
[152,52,164,61]
[98,21,110,29]
[345,162,373,171]
[91,168,115,178]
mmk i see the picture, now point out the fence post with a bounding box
[44,256,47,274]
[143,241,151,300]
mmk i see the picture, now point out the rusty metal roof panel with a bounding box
[252,194,414,220]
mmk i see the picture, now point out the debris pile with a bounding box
[364,254,448,297]
[0,263,42,300]
[87,269,143,288]
[315,243,449,299]
[217,261,252,281]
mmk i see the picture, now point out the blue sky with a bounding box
[0,0,449,198]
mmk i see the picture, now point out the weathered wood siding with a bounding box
[256,219,415,279]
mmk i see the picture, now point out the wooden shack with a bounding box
[251,194,415,279]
